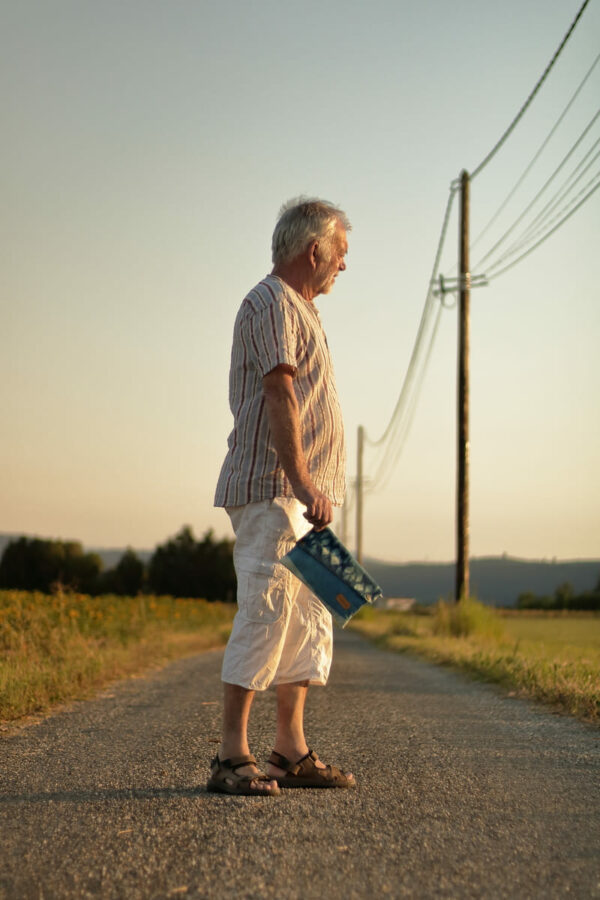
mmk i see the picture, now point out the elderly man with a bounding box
[210,197,354,796]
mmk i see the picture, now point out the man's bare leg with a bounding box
[266,681,354,781]
[217,682,278,793]
[271,680,310,763]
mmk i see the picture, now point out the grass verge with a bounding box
[0,590,235,725]
[349,599,600,724]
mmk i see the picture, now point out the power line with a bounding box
[362,183,458,494]
[366,184,457,455]
[367,301,444,492]
[486,148,600,270]
[486,176,600,279]
[473,107,600,271]
[516,138,600,242]
[358,5,597,527]
[469,51,600,254]
[470,0,592,180]
[487,168,600,274]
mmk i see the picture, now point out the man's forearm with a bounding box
[262,377,312,497]
[262,367,332,528]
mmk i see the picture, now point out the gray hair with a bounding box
[271,196,351,266]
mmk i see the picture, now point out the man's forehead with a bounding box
[335,223,348,251]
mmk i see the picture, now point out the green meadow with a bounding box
[350,601,600,723]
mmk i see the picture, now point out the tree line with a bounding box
[517,577,600,611]
[0,526,236,602]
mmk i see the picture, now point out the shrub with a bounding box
[433,596,505,642]
[0,537,102,593]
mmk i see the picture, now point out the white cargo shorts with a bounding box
[221,497,333,691]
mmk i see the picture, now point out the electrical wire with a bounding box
[367,300,444,492]
[365,212,457,489]
[362,183,458,493]
[487,168,600,273]
[470,0,592,180]
[486,176,600,279]
[473,107,600,271]
[487,149,600,269]
[366,184,457,454]
[359,4,596,498]
[516,138,600,242]
[469,51,600,254]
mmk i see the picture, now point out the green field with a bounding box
[350,603,600,723]
[500,612,600,664]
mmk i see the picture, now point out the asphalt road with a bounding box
[1,629,599,899]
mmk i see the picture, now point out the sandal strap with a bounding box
[271,748,348,780]
[268,750,294,772]
[268,748,319,775]
[231,772,271,785]
[211,753,257,774]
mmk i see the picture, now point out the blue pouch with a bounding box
[281,527,383,627]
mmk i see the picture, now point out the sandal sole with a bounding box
[275,777,356,789]
[206,781,281,796]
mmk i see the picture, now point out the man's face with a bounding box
[313,222,348,296]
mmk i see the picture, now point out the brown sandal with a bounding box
[268,749,356,789]
[207,754,281,796]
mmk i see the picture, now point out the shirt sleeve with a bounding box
[246,297,299,377]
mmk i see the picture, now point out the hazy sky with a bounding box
[2,0,599,562]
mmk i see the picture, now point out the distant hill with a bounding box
[366,556,600,607]
[1,532,598,607]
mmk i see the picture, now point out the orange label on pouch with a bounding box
[336,593,351,610]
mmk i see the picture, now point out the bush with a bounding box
[433,596,505,642]
[148,526,235,602]
[517,592,554,610]
[95,549,146,596]
[0,528,237,601]
[517,585,600,611]
[0,537,102,594]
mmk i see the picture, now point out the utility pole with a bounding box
[340,492,348,546]
[456,170,470,602]
[356,425,364,564]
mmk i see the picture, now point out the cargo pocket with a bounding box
[232,498,299,625]
[235,559,291,625]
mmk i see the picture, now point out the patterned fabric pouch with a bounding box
[281,527,383,627]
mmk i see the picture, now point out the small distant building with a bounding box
[375,596,415,611]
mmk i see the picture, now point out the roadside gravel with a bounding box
[1,629,598,899]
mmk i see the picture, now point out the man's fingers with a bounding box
[303,513,329,530]
[302,497,333,530]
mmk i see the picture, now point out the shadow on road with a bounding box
[0,784,217,805]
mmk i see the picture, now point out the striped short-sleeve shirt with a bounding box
[214,274,346,508]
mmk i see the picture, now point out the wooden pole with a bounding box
[456,170,470,603]
[340,491,348,546]
[356,425,364,564]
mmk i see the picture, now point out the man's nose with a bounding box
[339,258,346,271]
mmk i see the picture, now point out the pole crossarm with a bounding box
[433,273,488,297]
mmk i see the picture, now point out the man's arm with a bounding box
[262,365,332,530]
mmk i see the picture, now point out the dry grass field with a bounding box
[2,590,598,728]
[0,590,235,724]
[350,601,600,722]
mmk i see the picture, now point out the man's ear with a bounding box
[308,240,320,270]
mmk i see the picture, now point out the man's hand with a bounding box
[262,366,333,530]
[294,484,333,531]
